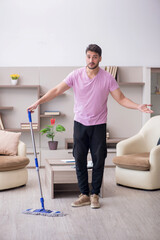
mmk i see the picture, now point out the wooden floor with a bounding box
[0,168,160,240]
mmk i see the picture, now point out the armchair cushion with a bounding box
[0,155,29,171]
[113,152,150,171]
[0,130,21,156]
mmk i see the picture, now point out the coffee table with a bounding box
[45,159,104,198]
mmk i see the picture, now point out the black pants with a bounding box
[73,121,107,195]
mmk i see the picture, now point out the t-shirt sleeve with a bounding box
[109,74,119,92]
[63,71,75,88]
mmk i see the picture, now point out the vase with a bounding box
[48,141,58,150]
[11,79,18,85]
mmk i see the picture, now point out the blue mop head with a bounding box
[23,208,64,217]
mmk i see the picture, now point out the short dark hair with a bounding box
[86,44,102,57]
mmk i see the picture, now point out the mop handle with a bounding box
[28,111,38,164]
[28,111,44,209]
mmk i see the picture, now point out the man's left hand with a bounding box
[138,104,153,113]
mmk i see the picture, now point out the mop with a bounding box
[23,111,64,217]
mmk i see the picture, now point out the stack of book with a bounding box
[21,123,38,130]
[105,66,118,79]
[44,111,61,116]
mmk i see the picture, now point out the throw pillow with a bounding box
[0,130,21,156]
[157,138,160,145]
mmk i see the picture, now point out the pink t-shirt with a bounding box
[64,67,119,126]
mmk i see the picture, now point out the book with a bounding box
[44,111,61,116]
[87,161,93,169]
[21,123,38,126]
[113,66,117,78]
[61,159,75,163]
[0,114,4,130]
[20,123,38,129]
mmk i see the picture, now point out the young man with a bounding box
[28,44,153,209]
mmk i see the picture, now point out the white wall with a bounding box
[0,0,160,67]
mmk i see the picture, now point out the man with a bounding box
[28,44,153,209]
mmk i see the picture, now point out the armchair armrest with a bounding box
[117,134,146,156]
[17,141,26,157]
[150,145,160,169]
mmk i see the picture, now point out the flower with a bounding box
[10,74,20,80]
[50,118,55,125]
[40,118,65,141]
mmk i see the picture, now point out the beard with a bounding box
[87,62,99,70]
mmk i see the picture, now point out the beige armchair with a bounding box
[113,116,160,190]
[0,140,30,190]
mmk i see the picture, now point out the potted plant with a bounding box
[10,74,20,85]
[40,118,65,150]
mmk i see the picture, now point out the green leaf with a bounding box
[40,128,48,133]
[46,133,55,139]
[40,126,53,134]
[56,125,65,132]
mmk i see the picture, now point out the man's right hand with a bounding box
[27,101,39,113]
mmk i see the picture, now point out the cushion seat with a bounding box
[113,152,150,171]
[0,156,29,171]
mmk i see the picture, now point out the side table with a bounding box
[45,159,104,198]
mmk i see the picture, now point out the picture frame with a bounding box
[0,114,4,130]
